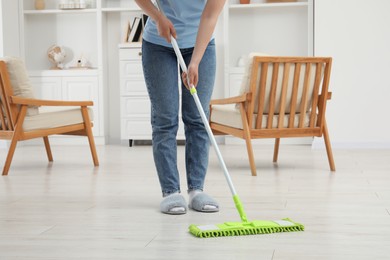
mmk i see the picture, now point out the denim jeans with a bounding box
[142,39,216,196]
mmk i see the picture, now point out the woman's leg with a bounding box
[180,40,216,192]
[142,40,181,197]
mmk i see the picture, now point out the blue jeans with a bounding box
[142,39,216,196]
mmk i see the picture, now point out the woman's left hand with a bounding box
[181,62,199,90]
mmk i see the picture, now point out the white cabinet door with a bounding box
[62,77,97,101]
[30,77,62,100]
[62,76,100,136]
[121,96,151,117]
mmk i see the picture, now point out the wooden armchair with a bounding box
[209,55,335,176]
[0,57,99,176]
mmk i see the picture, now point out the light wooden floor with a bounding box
[1,143,390,259]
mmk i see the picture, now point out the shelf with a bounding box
[24,8,141,14]
[24,9,97,15]
[28,69,99,77]
[118,42,142,48]
[229,2,308,9]
[102,7,141,12]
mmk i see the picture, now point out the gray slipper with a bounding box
[160,194,187,215]
[189,193,219,213]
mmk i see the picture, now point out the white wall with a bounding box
[0,0,21,57]
[314,0,390,148]
[0,1,3,57]
[212,11,225,100]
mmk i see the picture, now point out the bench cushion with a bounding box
[23,106,93,132]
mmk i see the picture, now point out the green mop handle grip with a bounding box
[233,195,248,223]
[190,86,197,95]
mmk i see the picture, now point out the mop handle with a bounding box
[170,36,236,193]
[171,37,248,222]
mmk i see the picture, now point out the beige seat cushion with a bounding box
[237,53,322,114]
[210,104,310,129]
[0,57,39,116]
[23,106,94,132]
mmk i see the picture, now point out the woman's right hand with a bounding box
[156,15,177,43]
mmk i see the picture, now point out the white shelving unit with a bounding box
[223,0,314,144]
[18,0,144,144]
[118,42,149,146]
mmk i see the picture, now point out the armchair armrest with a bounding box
[11,96,93,107]
[210,93,250,105]
[318,92,332,100]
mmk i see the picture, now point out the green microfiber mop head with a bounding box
[189,195,304,238]
[189,218,304,238]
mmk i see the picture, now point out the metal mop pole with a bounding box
[170,37,248,222]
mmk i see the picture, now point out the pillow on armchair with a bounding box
[238,52,271,97]
[0,57,39,116]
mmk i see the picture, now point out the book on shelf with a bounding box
[142,14,149,29]
[123,20,132,43]
[128,17,142,42]
[138,14,149,42]
[126,14,149,43]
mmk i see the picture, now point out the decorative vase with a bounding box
[34,0,45,10]
[240,0,250,4]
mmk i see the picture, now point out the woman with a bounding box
[135,0,226,215]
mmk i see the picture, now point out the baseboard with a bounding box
[0,136,106,148]
[312,138,390,149]
[118,138,189,147]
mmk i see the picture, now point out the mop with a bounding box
[156,1,304,238]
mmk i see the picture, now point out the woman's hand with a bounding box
[181,62,199,90]
[156,15,177,43]
[134,0,177,43]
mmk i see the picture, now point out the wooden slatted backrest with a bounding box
[0,61,17,132]
[246,57,332,131]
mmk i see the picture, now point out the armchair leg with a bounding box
[244,135,257,176]
[239,103,257,176]
[81,107,99,166]
[323,119,335,171]
[87,132,99,166]
[273,138,280,162]
[43,136,53,162]
[2,137,18,176]
[2,105,27,176]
